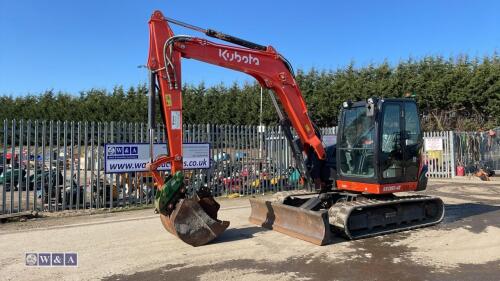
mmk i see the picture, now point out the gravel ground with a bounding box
[0,180,499,281]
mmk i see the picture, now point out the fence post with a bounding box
[25,120,31,212]
[33,120,38,212]
[449,131,456,178]
[10,120,16,213]
[17,120,24,213]
[2,120,7,214]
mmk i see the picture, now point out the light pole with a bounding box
[259,87,263,158]
[260,87,263,128]
[138,65,155,164]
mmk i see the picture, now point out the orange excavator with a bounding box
[146,10,444,246]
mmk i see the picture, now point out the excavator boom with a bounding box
[148,11,325,177]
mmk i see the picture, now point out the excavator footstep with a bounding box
[248,198,331,246]
[160,197,230,247]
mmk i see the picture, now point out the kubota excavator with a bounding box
[146,10,444,246]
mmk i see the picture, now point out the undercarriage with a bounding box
[249,191,445,245]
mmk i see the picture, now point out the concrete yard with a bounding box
[0,180,499,281]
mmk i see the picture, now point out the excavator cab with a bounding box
[336,98,426,191]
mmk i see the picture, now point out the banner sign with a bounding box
[424,137,443,151]
[104,143,210,173]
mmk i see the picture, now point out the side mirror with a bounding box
[366,104,375,117]
[366,97,378,117]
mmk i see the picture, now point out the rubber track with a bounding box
[328,195,445,240]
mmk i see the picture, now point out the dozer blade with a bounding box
[249,198,331,245]
[160,196,230,247]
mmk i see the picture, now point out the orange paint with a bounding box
[336,180,418,194]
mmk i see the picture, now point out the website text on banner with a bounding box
[105,143,210,173]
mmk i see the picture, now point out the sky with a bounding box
[0,0,499,96]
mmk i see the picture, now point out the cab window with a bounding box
[338,106,375,178]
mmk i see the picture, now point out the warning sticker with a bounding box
[165,94,172,106]
[171,111,181,130]
[424,137,443,151]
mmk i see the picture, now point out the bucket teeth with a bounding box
[248,198,331,245]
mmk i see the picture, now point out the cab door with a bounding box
[401,101,422,182]
[379,100,421,183]
[379,102,405,182]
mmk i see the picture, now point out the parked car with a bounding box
[213,152,231,162]
[0,168,26,191]
[22,169,63,191]
[36,174,85,206]
[234,151,248,161]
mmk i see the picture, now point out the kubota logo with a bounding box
[219,49,259,66]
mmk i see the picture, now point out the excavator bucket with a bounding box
[160,195,230,247]
[249,198,331,245]
[155,173,229,247]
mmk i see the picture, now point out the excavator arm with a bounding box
[147,10,325,188]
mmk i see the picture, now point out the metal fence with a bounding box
[454,128,500,173]
[0,120,340,215]
[422,131,455,178]
[3,119,496,215]
[419,129,500,177]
